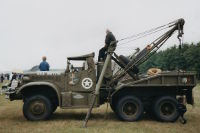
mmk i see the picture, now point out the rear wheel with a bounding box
[153,96,179,122]
[110,103,116,112]
[115,95,144,121]
[23,95,52,121]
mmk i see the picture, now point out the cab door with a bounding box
[61,58,97,108]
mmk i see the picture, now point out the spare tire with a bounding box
[119,55,139,74]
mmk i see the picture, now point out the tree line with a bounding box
[139,42,200,79]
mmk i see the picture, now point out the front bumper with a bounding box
[0,84,18,100]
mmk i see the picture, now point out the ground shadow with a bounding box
[3,109,159,122]
[50,110,157,122]
[50,111,117,121]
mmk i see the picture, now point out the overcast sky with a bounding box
[0,0,199,72]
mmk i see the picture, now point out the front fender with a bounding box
[17,81,61,105]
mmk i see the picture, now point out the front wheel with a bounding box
[115,96,144,121]
[51,103,57,114]
[23,95,52,121]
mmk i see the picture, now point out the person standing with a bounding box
[98,29,116,61]
[39,56,50,71]
[0,74,3,83]
[11,72,17,82]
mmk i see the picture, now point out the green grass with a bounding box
[0,83,200,133]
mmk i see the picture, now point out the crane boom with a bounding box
[110,18,185,85]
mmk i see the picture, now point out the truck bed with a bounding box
[110,71,196,105]
[121,71,196,87]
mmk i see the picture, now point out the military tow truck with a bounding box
[1,19,196,125]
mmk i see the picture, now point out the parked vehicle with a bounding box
[1,19,196,125]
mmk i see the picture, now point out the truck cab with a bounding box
[1,52,99,120]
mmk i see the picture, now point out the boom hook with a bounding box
[177,19,184,48]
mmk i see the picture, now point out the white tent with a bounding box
[12,69,23,74]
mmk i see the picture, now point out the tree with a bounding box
[139,42,200,79]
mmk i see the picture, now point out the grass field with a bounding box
[0,83,200,133]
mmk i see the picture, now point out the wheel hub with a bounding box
[123,102,138,116]
[30,101,46,115]
[160,102,175,116]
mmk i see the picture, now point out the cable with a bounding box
[118,26,170,46]
[117,19,178,43]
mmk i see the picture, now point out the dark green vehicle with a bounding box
[1,18,197,123]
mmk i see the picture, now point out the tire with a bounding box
[110,103,116,113]
[23,95,52,121]
[153,96,179,122]
[51,103,57,113]
[115,95,144,121]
